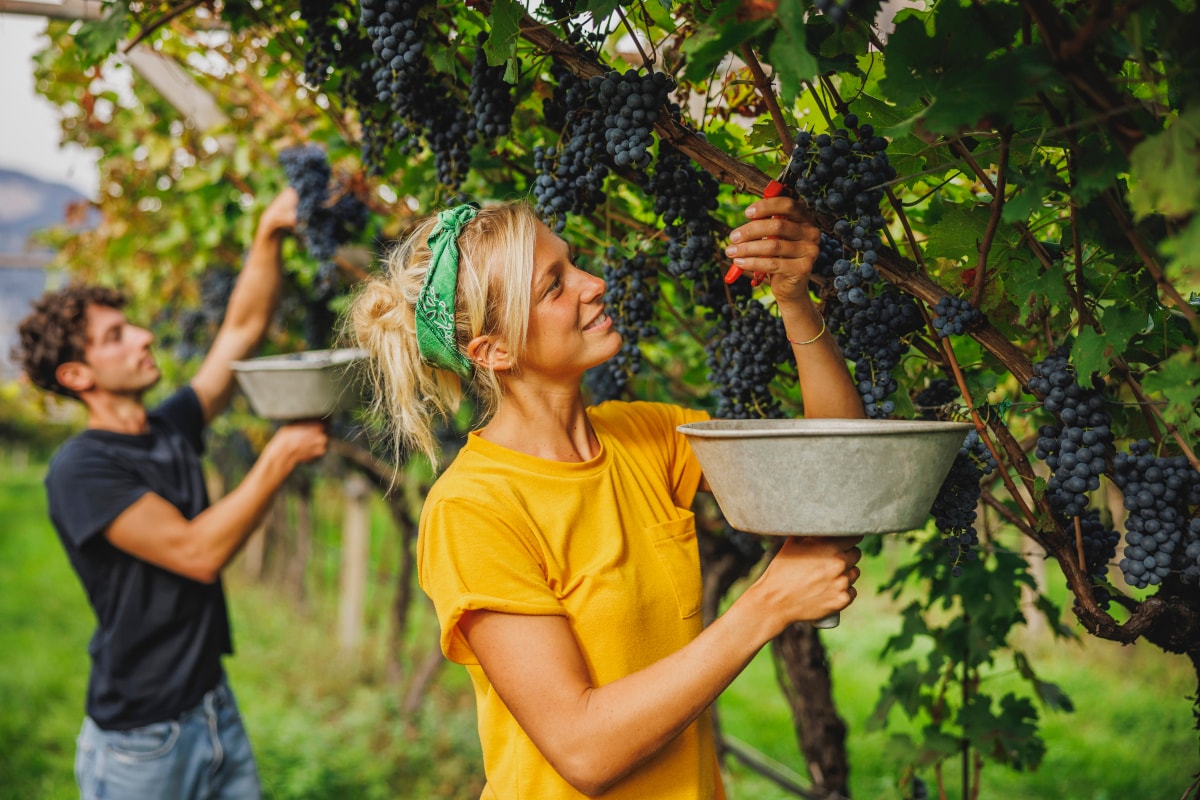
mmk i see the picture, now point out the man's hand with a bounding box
[256,187,299,242]
[265,420,329,471]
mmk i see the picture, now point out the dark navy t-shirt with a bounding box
[45,386,232,730]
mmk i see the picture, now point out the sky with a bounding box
[0,11,100,198]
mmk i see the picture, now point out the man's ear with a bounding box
[466,335,512,372]
[55,361,94,395]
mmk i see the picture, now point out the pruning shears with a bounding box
[724,143,804,287]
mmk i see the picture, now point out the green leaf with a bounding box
[1128,108,1200,219]
[681,1,772,84]
[1013,652,1075,713]
[923,202,988,262]
[1071,327,1115,382]
[880,5,1055,134]
[1005,256,1072,324]
[1158,214,1200,285]
[484,0,524,67]
[767,2,819,97]
[74,2,131,65]
[1141,348,1200,426]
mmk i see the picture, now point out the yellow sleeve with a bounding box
[417,497,566,665]
[667,404,710,507]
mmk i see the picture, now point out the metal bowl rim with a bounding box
[232,347,367,373]
[677,418,974,439]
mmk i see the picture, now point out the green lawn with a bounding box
[1,452,1197,799]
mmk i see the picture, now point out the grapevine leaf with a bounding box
[484,0,523,67]
[1140,348,1200,426]
[872,660,926,721]
[1069,143,1126,205]
[681,1,772,84]
[1098,304,1150,354]
[963,693,1045,770]
[1128,108,1200,219]
[880,5,1055,134]
[1005,256,1072,324]
[923,202,987,262]
[768,2,819,96]
[1070,328,1114,383]
[1158,214,1200,284]
[1002,160,1060,224]
[1013,652,1075,713]
[74,3,131,65]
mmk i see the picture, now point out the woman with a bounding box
[349,194,864,799]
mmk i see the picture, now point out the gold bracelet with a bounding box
[787,315,826,346]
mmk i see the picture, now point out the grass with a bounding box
[1,451,1197,799]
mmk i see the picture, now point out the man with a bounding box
[13,188,329,800]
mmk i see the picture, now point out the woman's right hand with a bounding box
[751,535,862,631]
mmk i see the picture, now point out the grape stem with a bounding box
[739,44,793,152]
[121,0,209,54]
[972,127,1010,308]
[931,318,1042,532]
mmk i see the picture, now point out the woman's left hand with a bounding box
[724,195,820,305]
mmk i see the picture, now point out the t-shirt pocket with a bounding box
[647,510,702,619]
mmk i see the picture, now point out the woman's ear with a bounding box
[56,361,94,395]
[467,335,512,372]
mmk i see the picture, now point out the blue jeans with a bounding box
[75,677,262,800]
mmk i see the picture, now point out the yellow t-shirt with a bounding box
[418,401,725,800]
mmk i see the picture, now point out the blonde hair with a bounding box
[347,201,542,470]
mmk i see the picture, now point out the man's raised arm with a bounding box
[191,188,298,422]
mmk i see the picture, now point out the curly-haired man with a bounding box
[14,189,328,800]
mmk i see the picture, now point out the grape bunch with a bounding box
[360,0,427,114]
[913,378,960,419]
[810,232,848,280]
[358,0,473,190]
[164,266,237,361]
[279,145,370,300]
[584,249,660,403]
[1027,349,1113,519]
[705,298,792,419]
[1113,440,1200,588]
[534,65,610,232]
[537,0,608,50]
[469,32,514,145]
[825,285,924,417]
[931,428,997,576]
[592,69,675,169]
[796,115,913,417]
[931,295,983,337]
[297,0,343,88]
[646,141,722,285]
[1076,509,1120,607]
[790,119,895,263]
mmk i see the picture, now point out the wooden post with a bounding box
[338,473,371,653]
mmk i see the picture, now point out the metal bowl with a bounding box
[231,348,367,420]
[678,418,973,536]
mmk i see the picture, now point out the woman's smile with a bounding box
[582,310,612,332]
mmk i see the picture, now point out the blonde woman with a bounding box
[349,195,864,799]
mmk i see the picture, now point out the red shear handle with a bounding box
[724,179,790,285]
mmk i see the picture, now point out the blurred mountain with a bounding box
[0,168,96,381]
[0,167,94,258]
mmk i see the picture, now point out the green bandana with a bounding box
[415,204,478,379]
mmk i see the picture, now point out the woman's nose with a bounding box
[577,268,606,303]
